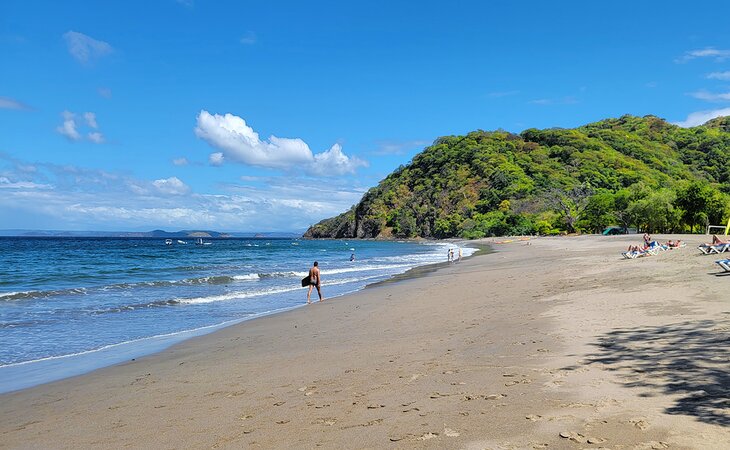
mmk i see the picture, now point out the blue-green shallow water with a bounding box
[0,237,473,393]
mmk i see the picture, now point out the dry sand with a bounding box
[1,235,729,449]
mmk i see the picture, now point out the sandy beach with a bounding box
[1,235,729,449]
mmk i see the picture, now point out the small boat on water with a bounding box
[177,240,187,244]
[195,238,212,246]
[165,239,173,246]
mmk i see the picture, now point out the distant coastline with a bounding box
[0,229,302,238]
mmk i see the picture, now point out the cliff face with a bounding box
[304,115,730,239]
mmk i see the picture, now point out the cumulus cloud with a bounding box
[0,96,31,110]
[152,177,190,195]
[56,111,82,141]
[209,152,224,166]
[676,47,730,63]
[172,157,189,166]
[194,110,367,175]
[707,71,730,80]
[87,132,104,144]
[310,144,368,176]
[674,108,730,127]
[84,112,98,128]
[63,31,113,64]
[56,110,105,143]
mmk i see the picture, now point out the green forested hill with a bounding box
[304,115,730,239]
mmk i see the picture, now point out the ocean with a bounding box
[0,237,474,392]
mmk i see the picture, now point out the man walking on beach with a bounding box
[307,261,323,304]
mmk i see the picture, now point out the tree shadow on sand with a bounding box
[574,318,730,426]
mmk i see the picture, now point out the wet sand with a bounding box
[1,235,729,449]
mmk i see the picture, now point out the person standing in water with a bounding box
[307,261,323,304]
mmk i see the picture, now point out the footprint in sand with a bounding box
[559,431,587,443]
[628,417,650,430]
[418,432,439,441]
[312,418,337,426]
[443,427,460,437]
[635,441,668,450]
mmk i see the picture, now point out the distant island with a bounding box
[305,115,730,239]
[0,229,301,238]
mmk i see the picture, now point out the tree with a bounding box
[548,184,594,233]
[627,189,679,233]
[582,191,616,233]
[675,181,711,232]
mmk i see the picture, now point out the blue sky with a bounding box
[2,1,730,232]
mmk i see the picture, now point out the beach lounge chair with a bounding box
[699,243,730,254]
[622,249,651,259]
[715,259,730,272]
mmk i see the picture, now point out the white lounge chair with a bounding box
[699,243,730,254]
[716,259,730,272]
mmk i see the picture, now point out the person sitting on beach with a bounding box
[666,240,682,248]
[643,233,651,247]
[307,261,323,304]
[711,234,728,245]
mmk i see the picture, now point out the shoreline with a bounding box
[2,234,728,448]
[0,241,479,395]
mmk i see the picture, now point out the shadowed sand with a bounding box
[1,235,729,449]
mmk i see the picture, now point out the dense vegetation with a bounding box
[304,115,730,239]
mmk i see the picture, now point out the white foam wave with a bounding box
[233,273,260,281]
[176,274,384,305]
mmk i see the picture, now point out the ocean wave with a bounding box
[0,288,88,302]
[176,274,384,305]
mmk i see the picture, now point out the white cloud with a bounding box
[707,71,730,80]
[310,143,367,175]
[0,177,52,190]
[676,47,730,63]
[0,155,367,232]
[194,110,367,175]
[0,96,31,110]
[173,157,189,166]
[56,110,105,143]
[63,31,113,64]
[209,152,224,166]
[240,31,257,45]
[84,112,98,128]
[674,108,730,127]
[152,177,190,195]
[56,110,81,141]
[87,132,104,144]
[689,90,730,102]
